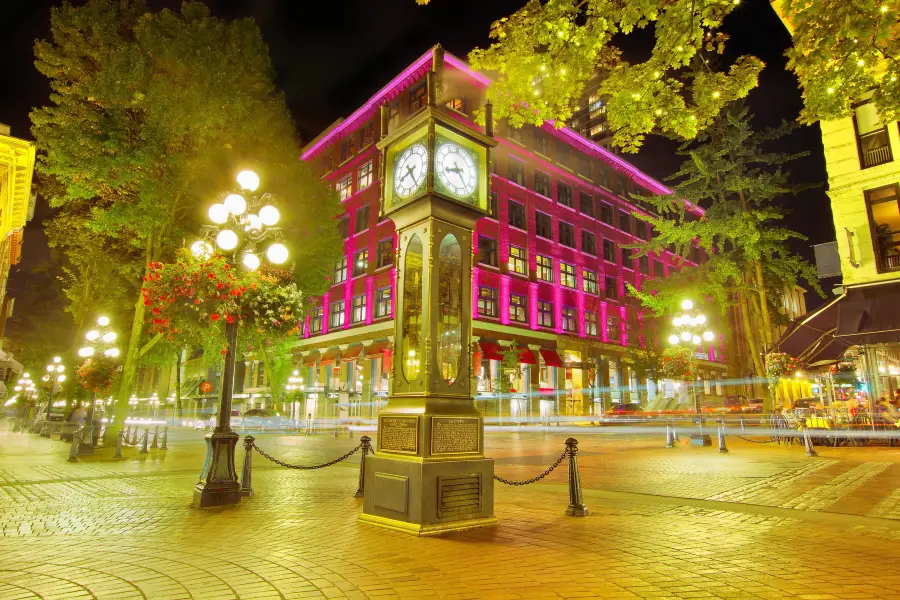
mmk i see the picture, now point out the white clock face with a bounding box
[393,143,428,199]
[435,142,477,199]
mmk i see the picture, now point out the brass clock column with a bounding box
[359,51,498,536]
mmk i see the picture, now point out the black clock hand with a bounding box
[403,165,416,183]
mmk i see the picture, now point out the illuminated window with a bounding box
[606,314,619,340]
[446,97,466,113]
[358,160,373,191]
[560,262,576,289]
[374,287,392,318]
[353,249,368,277]
[376,238,393,268]
[351,295,367,323]
[337,175,352,201]
[310,307,323,333]
[583,269,598,294]
[866,184,900,271]
[508,245,527,276]
[510,293,527,323]
[855,102,893,169]
[536,255,553,282]
[589,123,607,137]
[333,257,347,284]
[477,286,498,318]
[562,307,577,333]
[538,301,554,328]
[329,300,345,328]
[585,312,599,336]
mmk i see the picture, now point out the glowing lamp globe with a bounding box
[190,240,213,260]
[85,330,100,342]
[46,365,54,372]
[102,331,117,343]
[224,194,247,216]
[58,375,66,383]
[42,375,50,382]
[258,205,280,226]
[668,334,679,344]
[697,314,707,324]
[242,252,261,271]
[692,335,701,344]
[267,243,288,264]
[14,386,21,392]
[104,348,120,358]
[216,229,239,251]
[702,331,714,341]
[672,317,682,327]
[57,365,65,373]
[680,331,692,342]
[681,299,694,310]
[209,203,229,224]
[78,346,95,358]
[53,356,61,364]
[237,170,260,192]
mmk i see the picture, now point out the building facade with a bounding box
[293,48,726,423]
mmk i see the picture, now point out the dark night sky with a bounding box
[2,0,834,315]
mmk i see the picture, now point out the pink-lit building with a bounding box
[292,47,726,422]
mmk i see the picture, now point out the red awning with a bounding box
[518,348,536,365]
[539,349,563,367]
[301,352,320,366]
[319,348,340,366]
[479,341,504,361]
[365,341,391,358]
[341,345,363,362]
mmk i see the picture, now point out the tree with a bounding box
[626,107,821,403]
[419,0,900,151]
[31,0,342,441]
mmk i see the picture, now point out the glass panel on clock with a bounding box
[402,235,424,382]
[437,234,462,384]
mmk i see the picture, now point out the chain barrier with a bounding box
[252,440,363,470]
[734,434,779,444]
[493,449,567,486]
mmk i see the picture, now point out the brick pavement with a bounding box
[1,426,900,599]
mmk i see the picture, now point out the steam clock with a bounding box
[359,51,498,535]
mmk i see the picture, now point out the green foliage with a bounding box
[660,346,697,380]
[499,342,524,394]
[462,0,897,150]
[623,346,663,382]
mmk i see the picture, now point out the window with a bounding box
[534,171,551,197]
[580,192,594,218]
[855,102,893,169]
[538,301,554,328]
[351,295,367,323]
[508,245,527,276]
[605,276,618,300]
[622,249,634,270]
[330,300,345,328]
[360,121,374,148]
[619,210,631,234]
[337,174,352,200]
[477,236,498,267]
[310,307,323,333]
[617,173,629,198]
[536,255,553,282]
[558,183,573,208]
[560,262,576,288]
[358,160,373,191]
[866,184,900,272]
[581,231,596,255]
[509,293,527,323]
[446,97,466,113]
[477,286,498,318]
[583,269,598,294]
[636,220,647,240]
[654,260,665,278]
[324,153,334,173]
[535,212,552,239]
[354,205,370,233]
[508,200,526,229]
[559,222,575,247]
[599,202,613,225]
[337,217,349,239]
[606,313,620,340]
[374,287,392,318]
[603,239,616,263]
[562,307,577,333]
[409,84,426,112]
[376,238,393,268]
[508,159,526,186]
[639,255,650,275]
[388,102,400,130]
[585,312,599,336]
[507,122,526,145]
[489,192,499,219]
[597,165,611,189]
[578,153,591,179]
[352,249,369,277]
[340,138,353,163]
[333,256,347,284]
[557,139,571,169]
[535,131,551,156]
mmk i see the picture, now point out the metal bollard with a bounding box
[130,425,138,445]
[139,427,149,454]
[671,421,679,442]
[717,419,729,453]
[739,413,746,433]
[355,436,372,498]
[114,429,124,458]
[151,425,159,449]
[348,426,353,439]
[564,438,588,517]
[68,427,83,463]
[160,427,168,450]
[240,435,255,497]
[802,425,818,457]
[665,421,674,448]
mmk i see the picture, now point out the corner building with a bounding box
[294,47,725,423]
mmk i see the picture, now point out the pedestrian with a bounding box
[305,412,312,436]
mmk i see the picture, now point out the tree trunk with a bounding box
[738,291,767,406]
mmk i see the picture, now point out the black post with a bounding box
[564,438,588,517]
[84,391,97,448]
[193,318,242,507]
[240,435,255,498]
[45,384,55,421]
[356,435,372,498]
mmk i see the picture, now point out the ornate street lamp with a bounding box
[192,169,288,508]
[667,299,716,446]
[13,373,37,431]
[78,316,120,449]
[42,357,67,421]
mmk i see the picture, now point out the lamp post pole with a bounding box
[667,299,716,447]
[43,357,66,421]
[192,169,288,508]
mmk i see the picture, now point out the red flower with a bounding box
[216,282,224,289]
[211,314,220,322]
[208,273,216,279]
[194,299,201,305]
[226,315,235,324]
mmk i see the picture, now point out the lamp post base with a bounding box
[192,430,242,508]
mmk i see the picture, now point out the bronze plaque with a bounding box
[379,416,419,454]
[431,417,480,455]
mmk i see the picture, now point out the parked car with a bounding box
[746,398,765,414]
[723,395,747,413]
[236,408,295,432]
[791,397,823,416]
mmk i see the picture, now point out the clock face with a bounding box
[435,142,477,199]
[393,143,428,199]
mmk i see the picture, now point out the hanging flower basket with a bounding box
[764,352,801,379]
[829,362,858,384]
[76,355,120,393]
[661,346,697,380]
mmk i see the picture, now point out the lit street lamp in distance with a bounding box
[667,299,715,446]
[13,373,37,431]
[42,356,67,421]
[192,169,289,508]
[77,316,120,450]
[285,370,305,422]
